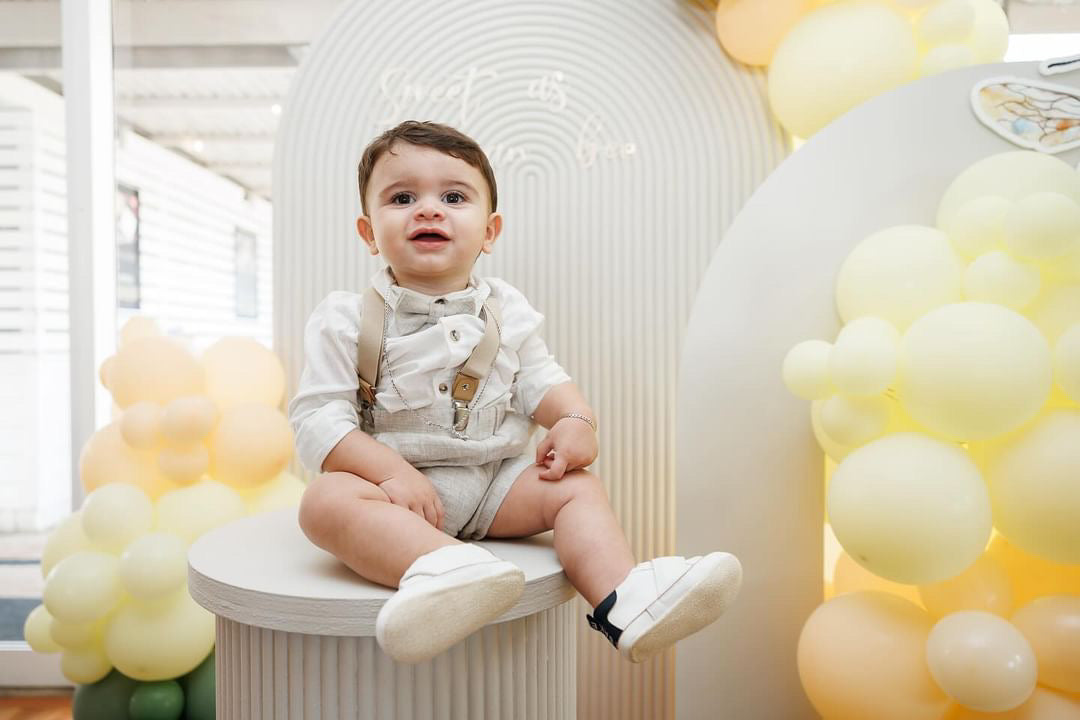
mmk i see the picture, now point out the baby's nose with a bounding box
[414,201,444,219]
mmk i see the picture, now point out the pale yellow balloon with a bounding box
[938,153,1080,232]
[952,687,1080,720]
[927,611,1037,712]
[836,226,963,330]
[41,512,93,577]
[119,532,188,601]
[768,3,917,138]
[967,0,1010,63]
[1028,284,1080,345]
[918,553,1013,619]
[104,589,215,681]
[987,534,1080,608]
[899,303,1052,441]
[1056,324,1080,404]
[919,43,975,77]
[157,445,209,485]
[23,604,60,653]
[61,644,112,684]
[209,404,294,488]
[821,394,891,447]
[245,472,306,515]
[714,0,813,66]
[942,195,1011,259]
[79,422,173,499]
[988,411,1080,564]
[80,483,154,554]
[783,339,835,400]
[963,251,1042,310]
[1005,192,1080,260]
[828,433,992,585]
[159,395,219,448]
[830,316,900,396]
[119,401,162,450]
[797,592,950,720]
[155,480,246,544]
[201,337,285,411]
[44,551,122,623]
[1012,596,1080,694]
[119,316,161,348]
[109,336,205,409]
[811,399,855,461]
[50,617,102,650]
[915,0,974,47]
[833,551,922,604]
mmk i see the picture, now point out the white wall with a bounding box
[0,73,273,531]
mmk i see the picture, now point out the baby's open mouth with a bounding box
[411,233,449,242]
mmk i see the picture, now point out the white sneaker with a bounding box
[587,552,743,663]
[375,543,525,664]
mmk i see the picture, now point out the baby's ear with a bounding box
[356,216,379,255]
[482,212,502,254]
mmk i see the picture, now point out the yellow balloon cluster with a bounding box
[784,151,1080,716]
[713,0,1009,138]
[26,317,306,685]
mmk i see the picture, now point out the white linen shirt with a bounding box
[288,268,571,473]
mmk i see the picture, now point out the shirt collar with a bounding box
[371,266,490,317]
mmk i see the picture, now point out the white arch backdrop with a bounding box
[676,62,1080,718]
[272,1,787,717]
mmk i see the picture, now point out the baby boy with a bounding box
[289,120,741,664]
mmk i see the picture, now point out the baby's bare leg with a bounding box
[298,471,459,588]
[486,466,635,607]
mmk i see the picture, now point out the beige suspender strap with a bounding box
[357,287,385,408]
[451,297,502,431]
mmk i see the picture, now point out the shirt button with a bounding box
[450,329,460,341]
[438,383,448,393]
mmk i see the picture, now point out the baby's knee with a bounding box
[561,470,609,504]
[298,471,385,538]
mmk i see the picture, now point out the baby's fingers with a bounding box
[539,454,568,481]
[536,436,555,465]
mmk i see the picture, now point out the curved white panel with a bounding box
[273,2,787,716]
[676,63,1080,719]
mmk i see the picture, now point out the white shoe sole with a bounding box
[619,552,742,663]
[375,561,525,664]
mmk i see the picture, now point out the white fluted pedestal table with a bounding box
[188,508,577,720]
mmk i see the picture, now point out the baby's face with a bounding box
[357,142,501,296]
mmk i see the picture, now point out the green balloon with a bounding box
[73,669,139,720]
[129,680,185,720]
[179,650,215,720]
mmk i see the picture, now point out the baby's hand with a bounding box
[379,465,444,530]
[535,416,598,481]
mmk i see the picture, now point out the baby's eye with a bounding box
[390,192,413,205]
[443,191,465,204]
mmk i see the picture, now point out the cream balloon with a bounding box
[967,0,1009,62]
[61,645,112,684]
[811,398,855,462]
[118,401,162,450]
[938,152,1080,232]
[157,445,209,485]
[119,316,161,348]
[989,411,1080,564]
[833,551,922,605]
[80,483,154,554]
[827,433,992,584]
[1005,192,1080,260]
[918,553,1013,619]
[714,0,813,66]
[829,316,900,396]
[1057,324,1080,404]
[783,339,834,400]
[23,604,60,653]
[41,512,93,577]
[208,403,294,488]
[108,336,205,409]
[119,532,188,601]
[836,225,963,329]
[1012,596,1080,694]
[899,303,1052,441]
[988,533,1080,608]
[768,3,917,138]
[104,589,215,681]
[201,337,286,411]
[79,422,172,499]
[158,395,218,448]
[98,355,116,391]
[915,0,974,47]
[820,394,891,447]
[926,611,1037,712]
[942,195,1011,258]
[155,480,246,544]
[963,251,1041,310]
[44,551,122,623]
[797,592,949,720]
[244,472,306,516]
[951,687,1080,720]
[50,617,102,650]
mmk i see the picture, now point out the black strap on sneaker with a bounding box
[586,590,623,648]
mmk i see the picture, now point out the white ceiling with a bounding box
[0,0,1076,202]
